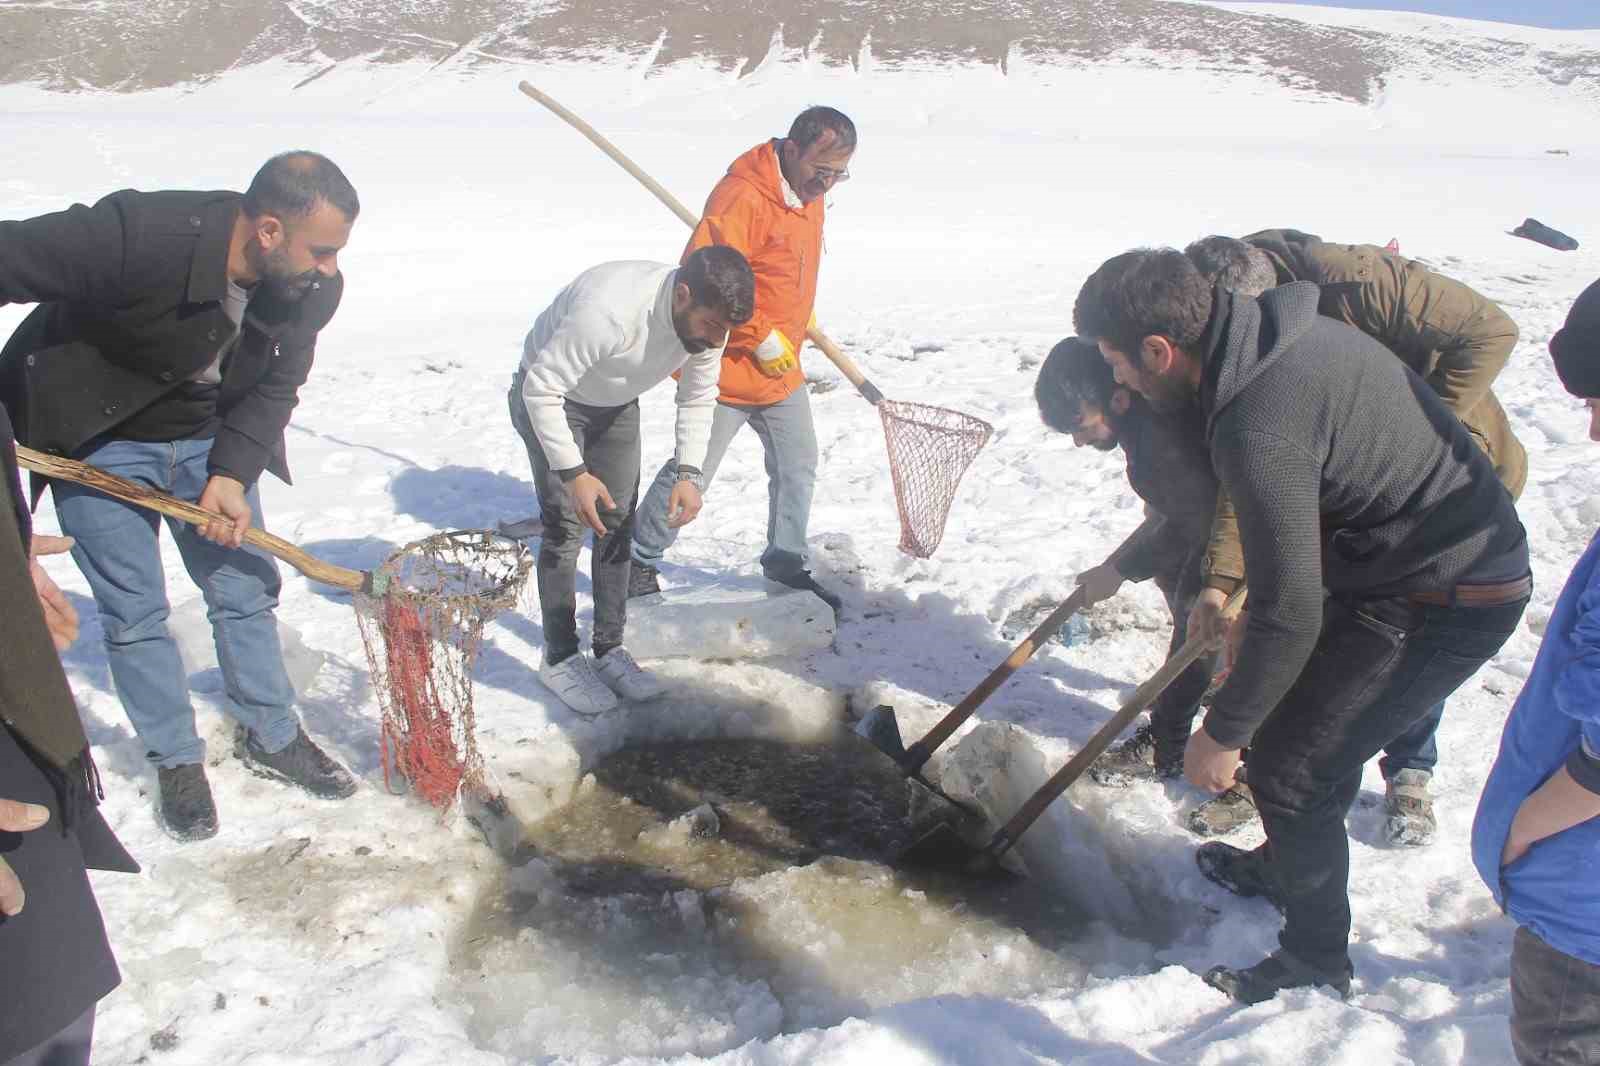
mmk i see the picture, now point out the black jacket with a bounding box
[1107,399,1219,584]
[1199,282,1528,749]
[0,188,342,496]
[0,406,134,1059]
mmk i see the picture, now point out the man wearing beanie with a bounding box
[1472,277,1600,1066]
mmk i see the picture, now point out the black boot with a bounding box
[1203,951,1353,1004]
[1089,722,1185,786]
[1196,841,1285,912]
[240,726,357,799]
[157,763,219,841]
[628,563,661,599]
[768,570,842,611]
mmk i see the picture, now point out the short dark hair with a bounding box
[1035,337,1116,434]
[243,151,360,222]
[787,106,857,152]
[1073,248,1213,362]
[1185,236,1277,297]
[680,246,755,323]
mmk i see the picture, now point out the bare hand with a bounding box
[30,534,75,558]
[1184,728,1243,793]
[565,472,616,536]
[30,560,78,651]
[197,475,251,548]
[1187,587,1229,646]
[0,798,50,915]
[666,481,703,529]
[1075,561,1124,607]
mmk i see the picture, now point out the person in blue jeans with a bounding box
[0,153,362,840]
[1472,278,1600,1066]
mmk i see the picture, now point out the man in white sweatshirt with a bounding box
[508,247,755,715]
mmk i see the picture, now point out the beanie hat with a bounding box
[1551,277,1600,399]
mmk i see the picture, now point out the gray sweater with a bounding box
[1200,282,1528,748]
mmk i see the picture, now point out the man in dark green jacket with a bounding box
[0,152,361,841]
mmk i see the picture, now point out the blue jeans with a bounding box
[1379,699,1442,777]
[52,438,300,769]
[631,388,818,580]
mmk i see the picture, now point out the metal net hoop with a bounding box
[353,530,532,809]
[878,400,994,558]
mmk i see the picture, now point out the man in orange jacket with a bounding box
[629,107,856,611]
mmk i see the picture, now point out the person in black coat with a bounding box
[0,152,362,841]
[0,404,137,1066]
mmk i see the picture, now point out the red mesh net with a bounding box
[878,399,994,558]
[354,531,531,809]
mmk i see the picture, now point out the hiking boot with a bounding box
[539,652,620,716]
[768,570,843,612]
[628,563,662,600]
[1203,950,1353,1005]
[1383,768,1437,847]
[240,726,358,799]
[1196,841,1285,912]
[1188,782,1258,836]
[594,645,666,701]
[157,762,219,841]
[1088,722,1185,787]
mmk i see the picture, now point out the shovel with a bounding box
[901,586,1245,874]
[15,445,384,594]
[855,585,1088,786]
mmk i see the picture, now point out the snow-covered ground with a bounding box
[5,17,1600,1065]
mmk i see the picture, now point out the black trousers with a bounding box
[1249,594,1526,975]
[1146,544,1215,749]
[1511,926,1600,1066]
[509,383,641,663]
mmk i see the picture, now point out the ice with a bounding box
[168,595,325,696]
[624,578,836,660]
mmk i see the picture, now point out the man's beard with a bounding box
[672,311,710,354]
[1087,437,1119,452]
[259,246,319,301]
[1141,370,1194,415]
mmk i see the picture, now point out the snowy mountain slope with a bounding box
[1,0,1599,104]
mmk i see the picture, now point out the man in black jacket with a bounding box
[1033,337,1222,785]
[1074,249,1530,1004]
[1,404,137,1066]
[0,152,361,841]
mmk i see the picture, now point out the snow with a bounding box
[623,581,837,661]
[4,19,1599,1066]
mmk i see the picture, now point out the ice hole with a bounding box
[444,730,1165,1061]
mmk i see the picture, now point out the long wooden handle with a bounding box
[904,586,1089,772]
[16,445,368,592]
[517,81,884,406]
[984,586,1248,861]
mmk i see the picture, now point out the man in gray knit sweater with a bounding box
[1074,248,1530,1004]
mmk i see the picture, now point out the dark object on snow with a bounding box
[1550,278,1600,399]
[1511,218,1579,251]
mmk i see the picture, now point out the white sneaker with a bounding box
[594,646,666,701]
[539,653,619,716]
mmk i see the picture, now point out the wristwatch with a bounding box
[675,468,704,492]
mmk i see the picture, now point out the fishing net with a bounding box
[353,530,532,809]
[878,400,994,558]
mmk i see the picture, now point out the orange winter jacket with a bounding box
[682,140,824,407]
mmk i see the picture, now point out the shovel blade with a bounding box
[854,703,910,764]
[898,819,996,872]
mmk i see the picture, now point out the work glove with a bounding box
[753,328,798,377]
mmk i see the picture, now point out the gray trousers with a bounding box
[508,379,640,663]
[1512,925,1600,1066]
[2,1008,93,1066]
[631,387,817,580]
